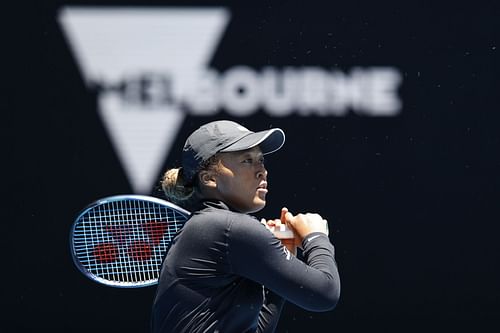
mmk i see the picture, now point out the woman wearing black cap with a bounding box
[151,120,340,333]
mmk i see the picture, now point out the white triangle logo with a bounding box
[58,7,230,193]
[97,94,184,194]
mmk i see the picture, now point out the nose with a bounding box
[256,162,267,179]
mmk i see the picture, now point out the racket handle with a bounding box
[272,224,297,256]
[272,224,294,240]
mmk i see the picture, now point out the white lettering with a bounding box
[261,67,296,117]
[185,69,219,115]
[101,67,402,117]
[363,67,402,115]
[297,67,329,115]
[221,66,260,116]
[326,71,350,116]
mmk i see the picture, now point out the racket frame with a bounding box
[70,194,191,288]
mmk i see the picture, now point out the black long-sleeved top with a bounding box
[151,200,340,333]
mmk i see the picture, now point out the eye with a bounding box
[241,155,265,165]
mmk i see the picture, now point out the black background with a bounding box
[4,1,500,332]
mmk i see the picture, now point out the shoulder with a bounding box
[190,204,256,225]
[196,207,270,235]
[182,206,256,233]
[225,212,277,248]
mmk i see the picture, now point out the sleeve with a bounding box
[227,217,341,312]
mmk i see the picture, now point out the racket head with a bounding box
[70,195,190,288]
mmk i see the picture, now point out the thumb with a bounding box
[280,207,289,223]
[284,211,295,225]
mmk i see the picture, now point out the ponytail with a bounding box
[160,168,195,205]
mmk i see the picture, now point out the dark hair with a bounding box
[160,155,220,208]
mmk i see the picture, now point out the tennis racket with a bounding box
[70,195,191,288]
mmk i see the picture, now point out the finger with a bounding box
[269,219,280,226]
[280,207,288,223]
[284,211,294,223]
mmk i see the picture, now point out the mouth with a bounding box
[257,182,268,194]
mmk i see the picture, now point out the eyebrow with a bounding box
[239,150,263,158]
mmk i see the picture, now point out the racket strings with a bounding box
[72,199,187,286]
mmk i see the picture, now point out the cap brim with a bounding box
[220,128,285,155]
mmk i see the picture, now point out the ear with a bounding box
[198,170,217,188]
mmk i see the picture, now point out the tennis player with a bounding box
[151,120,340,333]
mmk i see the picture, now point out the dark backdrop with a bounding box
[4,1,500,332]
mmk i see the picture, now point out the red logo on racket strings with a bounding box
[128,241,153,261]
[127,221,168,261]
[93,220,168,263]
[144,220,168,246]
[93,243,119,263]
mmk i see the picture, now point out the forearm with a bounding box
[299,232,341,310]
[266,233,340,311]
[230,220,340,312]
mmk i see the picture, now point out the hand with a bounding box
[261,212,297,255]
[260,218,283,232]
[281,207,329,245]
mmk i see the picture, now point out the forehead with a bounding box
[220,146,263,159]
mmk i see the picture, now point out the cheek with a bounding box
[215,173,238,196]
[218,176,251,199]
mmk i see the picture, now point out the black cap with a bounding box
[182,120,285,182]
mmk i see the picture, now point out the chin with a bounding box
[248,199,266,213]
